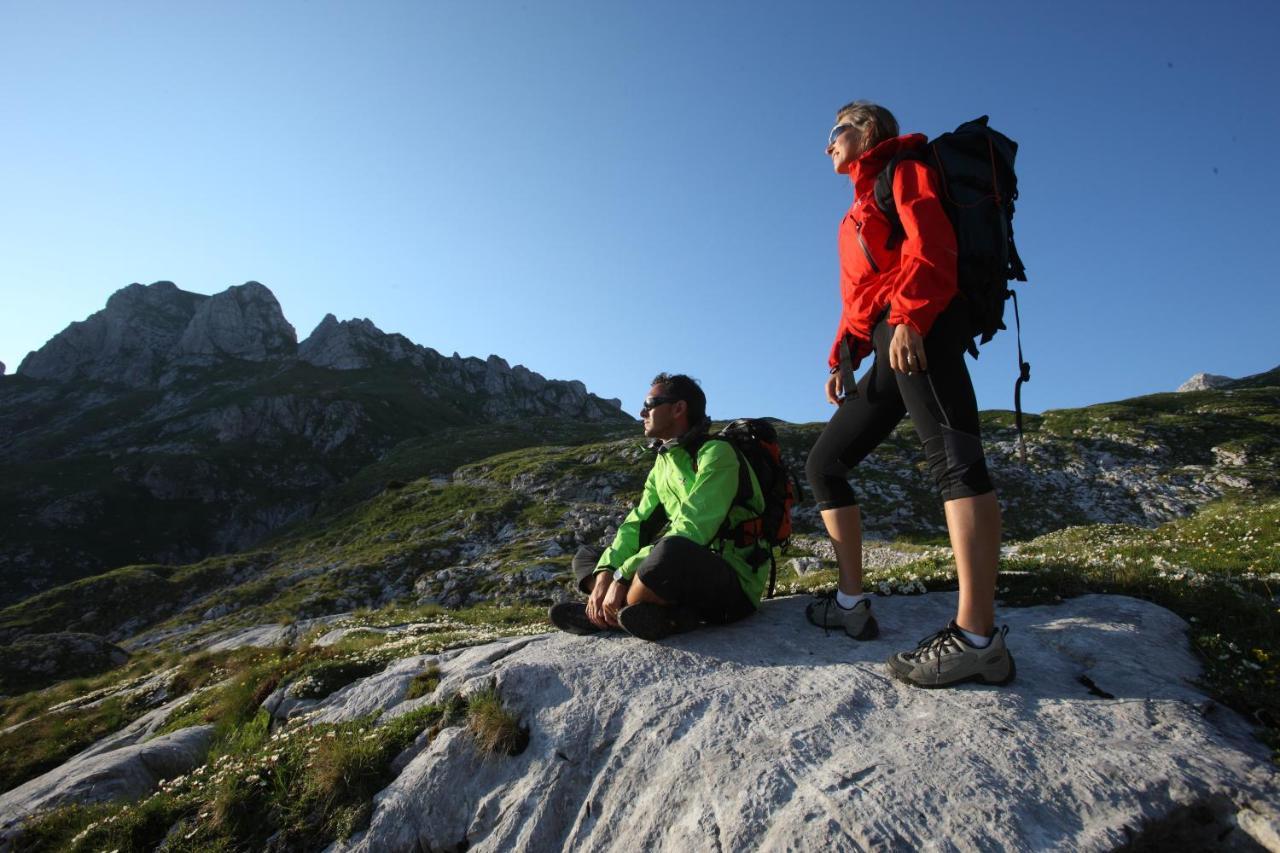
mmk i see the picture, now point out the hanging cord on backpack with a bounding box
[1010,289,1030,463]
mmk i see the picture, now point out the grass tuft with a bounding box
[466,682,528,756]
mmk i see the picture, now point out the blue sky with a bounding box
[2,1,1277,424]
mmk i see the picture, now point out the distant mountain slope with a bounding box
[1,367,1274,654]
[0,281,630,605]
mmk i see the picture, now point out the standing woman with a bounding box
[804,100,1014,688]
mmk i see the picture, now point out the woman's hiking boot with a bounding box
[548,602,602,635]
[805,590,879,640]
[618,602,701,641]
[887,622,1015,688]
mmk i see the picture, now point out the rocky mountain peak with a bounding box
[298,314,420,370]
[1178,372,1234,392]
[17,280,208,386]
[174,281,297,365]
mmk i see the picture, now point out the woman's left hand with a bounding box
[889,324,928,374]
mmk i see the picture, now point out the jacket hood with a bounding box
[849,133,928,198]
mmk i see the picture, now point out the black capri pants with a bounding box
[806,300,994,509]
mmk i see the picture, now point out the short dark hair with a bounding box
[651,372,706,425]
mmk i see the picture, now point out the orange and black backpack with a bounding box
[692,418,799,598]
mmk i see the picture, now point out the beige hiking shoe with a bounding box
[805,590,879,640]
[887,622,1015,688]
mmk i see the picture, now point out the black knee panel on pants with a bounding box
[805,438,858,510]
[923,425,993,501]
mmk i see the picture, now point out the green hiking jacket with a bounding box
[595,432,768,605]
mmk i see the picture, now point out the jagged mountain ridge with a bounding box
[0,281,631,605]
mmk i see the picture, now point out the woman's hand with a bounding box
[889,324,928,374]
[825,371,844,405]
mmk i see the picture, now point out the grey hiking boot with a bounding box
[887,622,1015,688]
[805,590,879,640]
[618,602,701,641]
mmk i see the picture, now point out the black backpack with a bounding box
[874,116,1033,447]
[691,418,799,598]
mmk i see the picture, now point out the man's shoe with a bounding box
[805,590,879,640]
[887,622,1015,688]
[617,602,701,641]
[548,602,601,635]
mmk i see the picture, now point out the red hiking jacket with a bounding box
[828,133,959,371]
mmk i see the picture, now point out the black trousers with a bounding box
[806,300,994,509]
[572,539,755,624]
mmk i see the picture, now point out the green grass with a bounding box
[17,677,533,852]
[465,683,528,756]
[404,664,441,701]
[17,705,446,852]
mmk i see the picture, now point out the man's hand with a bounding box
[825,371,844,405]
[889,324,928,375]
[601,577,629,628]
[585,572,613,629]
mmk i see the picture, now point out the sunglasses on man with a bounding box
[640,395,678,414]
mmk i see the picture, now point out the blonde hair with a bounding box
[835,101,899,156]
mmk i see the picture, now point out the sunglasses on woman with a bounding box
[827,123,854,148]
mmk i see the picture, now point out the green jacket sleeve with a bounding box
[596,464,662,579]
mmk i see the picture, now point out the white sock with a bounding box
[836,590,871,609]
[960,627,991,648]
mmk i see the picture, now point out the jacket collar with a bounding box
[849,133,928,200]
[647,417,711,455]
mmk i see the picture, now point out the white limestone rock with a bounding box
[0,725,213,844]
[1178,372,1234,392]
[319,594,1277,852]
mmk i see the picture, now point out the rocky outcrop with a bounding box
[1179,372,1234,392]
[17,281,206,386]
[0,725,213,844]
[297,315,625,417]
[172,281,296,365]
[287,593,1280,852]
[298,314,425,370]
[0,632,129,693]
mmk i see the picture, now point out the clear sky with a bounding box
[2,1,1277,424]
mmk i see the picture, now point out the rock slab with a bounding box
[0,725,213,843]
[325,594,1278,852]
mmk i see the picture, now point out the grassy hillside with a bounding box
[0,372,1277,852]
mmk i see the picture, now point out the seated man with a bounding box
[549,372,767,641]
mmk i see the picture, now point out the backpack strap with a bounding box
[873,148,927,250]
[1010,288,1031,462]
[688,436,768,572]
[687,436,754,517]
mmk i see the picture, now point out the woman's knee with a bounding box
[805,444,840,497]
[924,426,993,500]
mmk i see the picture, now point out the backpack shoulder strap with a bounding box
[874,148,928,249]
[690,435,752,506]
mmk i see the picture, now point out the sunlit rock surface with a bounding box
[308,594,1278,852]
